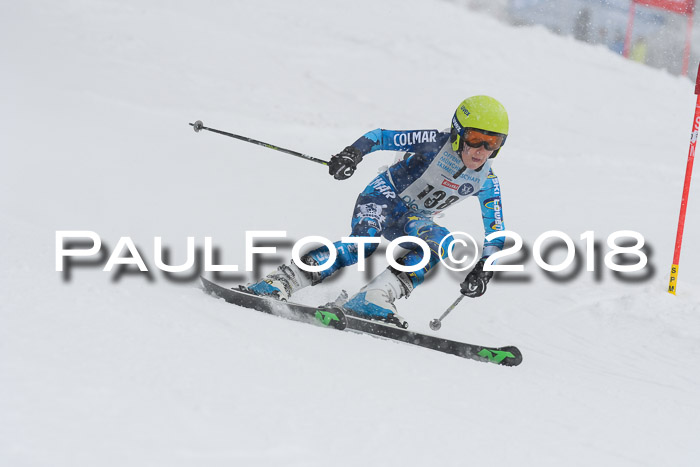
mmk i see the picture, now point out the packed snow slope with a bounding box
[2,1,699,466]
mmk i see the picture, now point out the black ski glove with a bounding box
[329,146,363,180]
[460,259,493,298]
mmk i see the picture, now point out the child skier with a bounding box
[247,95,508,327]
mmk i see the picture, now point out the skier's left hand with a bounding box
[460,259,493,298]
[329,146,363,180]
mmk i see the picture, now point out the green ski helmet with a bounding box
[450,95,509,158]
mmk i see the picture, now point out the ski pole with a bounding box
[668,62,700,295]
[189,120,329,166]
[429,295,465,331]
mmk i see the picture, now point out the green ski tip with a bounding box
[477,348,516,364]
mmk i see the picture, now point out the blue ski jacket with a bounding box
[350,128,505,257]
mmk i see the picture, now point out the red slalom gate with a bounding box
[625,0,695,75]
[668,62,700,294]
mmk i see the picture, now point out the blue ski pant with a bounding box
[304,173,455,289]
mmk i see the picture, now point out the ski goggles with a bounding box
[463,129,506,151]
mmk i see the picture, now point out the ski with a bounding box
[200,277,522,366]
[343,317,522,366]
[200,276,347,330]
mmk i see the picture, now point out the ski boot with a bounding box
[246,261,313,301]
[342,268,413,328]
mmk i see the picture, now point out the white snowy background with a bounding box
[2,1,699,466]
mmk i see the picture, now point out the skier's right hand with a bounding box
[329,146,363,180]
[460,259,493,298]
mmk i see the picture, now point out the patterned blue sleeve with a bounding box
[477,169,505,259]
[350,129,441,155]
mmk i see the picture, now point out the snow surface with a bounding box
[2,1,700,466]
